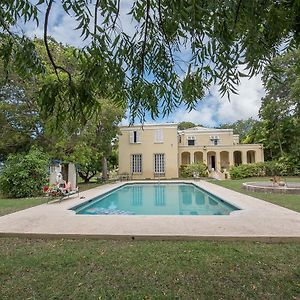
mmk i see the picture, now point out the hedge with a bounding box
[229,160,300,179]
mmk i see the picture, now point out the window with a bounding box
[154,129,163,143]
[131,154,142,174]
[129,131,141,143]
[154,153,165,174]
[187,136,195,146]
[210,135,220,145]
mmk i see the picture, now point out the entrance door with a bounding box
[208,155,216,171]
[211,156,216,170]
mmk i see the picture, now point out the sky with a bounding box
[21,1,265,127]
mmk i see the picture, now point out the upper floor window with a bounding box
[130,130,141,143]
[210,135,220,145]
[187,136,195,146]
[154,129,164,143]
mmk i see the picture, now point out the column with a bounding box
[229,151,234,167]
[242,150,247,165]
[216,151,221,172]
[190,151,194,164]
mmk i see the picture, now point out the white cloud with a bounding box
[172,75,265,127]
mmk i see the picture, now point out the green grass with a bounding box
[211,177,300,213]
[0,238,299,299]
[0,181,108,217]
[0,197,48,217]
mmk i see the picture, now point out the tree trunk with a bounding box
[102,156,108,180]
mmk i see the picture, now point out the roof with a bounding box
[179,126,233,133]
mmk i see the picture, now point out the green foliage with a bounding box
[218,118,259,142]
[229,161,300,179]
[178,121,197,130]
[0,147,49,198]
[179,163,208,178]
[246,49,300,164]
[1,1,300,122]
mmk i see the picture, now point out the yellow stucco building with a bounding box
[118,123,264,179]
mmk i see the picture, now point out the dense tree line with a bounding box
[0,38,125,181]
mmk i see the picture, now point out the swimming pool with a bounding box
[73,183,239,216]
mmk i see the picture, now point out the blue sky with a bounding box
[22,1,265,127]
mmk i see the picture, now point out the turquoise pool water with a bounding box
[73,183,239,216]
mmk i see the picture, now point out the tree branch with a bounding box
[94,0,100,37]
[44,0,72,84]
[139,0,150,78]
[158,0,174,65]
[112,0,120,29]
[234,0,242,30]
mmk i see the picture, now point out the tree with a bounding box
[218,118,259,142]
[259,48,300,162]
[245,49,300,163]
[1,1,299,123]
[178,121,197,130]
[0,84,39,161]
[66,99,125,182]
[0,147,49,198]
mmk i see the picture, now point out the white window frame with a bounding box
[154,129,164,143]
[154,153,165,174]
[131,154,142,174]
[129,131,141,144]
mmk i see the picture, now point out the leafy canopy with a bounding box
[1,0,299,122]
[0,147,49,198]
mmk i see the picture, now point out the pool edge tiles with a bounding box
[71,182,241,216]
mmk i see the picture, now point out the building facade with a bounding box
[118,124,264,179]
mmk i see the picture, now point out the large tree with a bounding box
[245,49,300,163]
[1,0,299,123]
[218,118,259,142]
[260,48,300,161]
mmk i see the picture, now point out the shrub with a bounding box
[229,160,300,179]
[0,147,49,198]
[179,163,208,178]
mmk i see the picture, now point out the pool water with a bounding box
[73,183,239,216]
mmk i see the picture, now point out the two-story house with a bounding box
[118,123,264,179]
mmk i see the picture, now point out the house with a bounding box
[118,123,264,179]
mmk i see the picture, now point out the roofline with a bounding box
[119,123,178,129]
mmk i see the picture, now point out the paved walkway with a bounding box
[0,180,299,241]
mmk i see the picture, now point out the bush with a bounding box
[229,160,300,179]
[0,147,49,198]
[179,163,208,178]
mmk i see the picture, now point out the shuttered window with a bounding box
[154,129,163,143]
[154,153,165,174]
[129,131,141,143]
[131,154,142,174]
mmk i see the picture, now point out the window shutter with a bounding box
[129,131,134,143]
[136,131,141,143]
[155,129,163,142]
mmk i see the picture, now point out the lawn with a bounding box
[0,179,299,299]
[211,177,300,213]
[0,181,105,217]
[0,238,299,299]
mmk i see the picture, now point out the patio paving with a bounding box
[0,180,299,241]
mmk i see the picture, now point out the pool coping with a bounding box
[0,180,300,242]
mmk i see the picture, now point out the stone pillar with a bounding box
[242,150,247,165]
[203,149,207,167]
[190,151,194,164]
[229,151,234,167]
[216,151,221,171]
